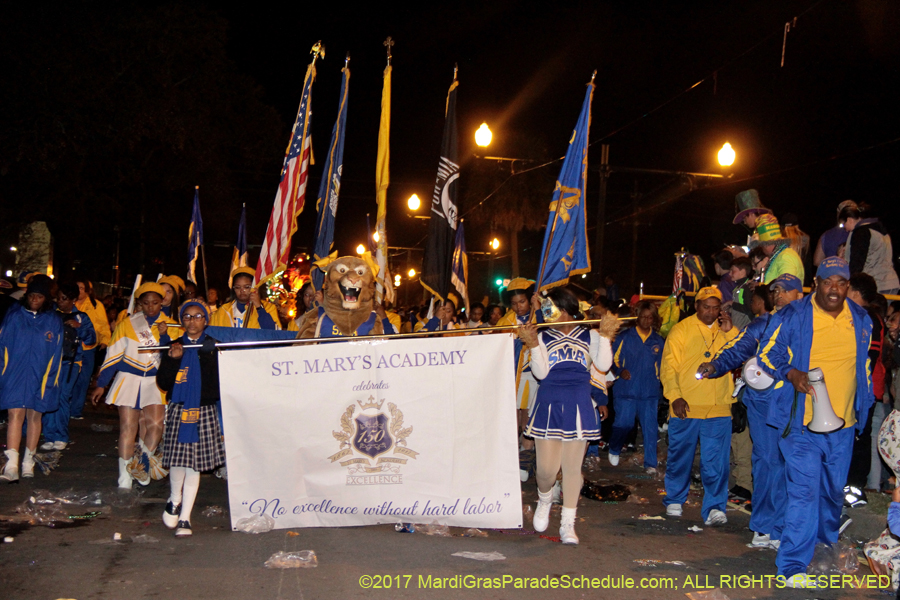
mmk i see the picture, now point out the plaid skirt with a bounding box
[162,403,225,472]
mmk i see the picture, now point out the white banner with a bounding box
[219,333,522,530]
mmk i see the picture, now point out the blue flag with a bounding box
[311,66,350,291]
[450,221,469,314]
[536,79,594,292]
[228,205,248,288]
[187,186,204,284]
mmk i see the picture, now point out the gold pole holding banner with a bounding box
[140,317,634,352]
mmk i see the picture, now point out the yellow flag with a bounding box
[375,64,395,304]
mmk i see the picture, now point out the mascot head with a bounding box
[325,257,376,310]
[316,256,378,336]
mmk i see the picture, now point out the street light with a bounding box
[475,123,492,147]
[408,268,416,278]
[407,194,421,211]
[718,142,736,167]
[373,231,380,243]
[356,244,366,255]
[490,238,500,251]
[393,274,401,287]
[9,247,16,252]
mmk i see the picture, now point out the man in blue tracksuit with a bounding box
[608,301,663,472]
[756,257,873,588]
[697,273,804,550]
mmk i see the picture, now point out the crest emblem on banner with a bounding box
[330,396,419,484]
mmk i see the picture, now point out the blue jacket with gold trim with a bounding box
[0,303,64,412]
[611,327,664,400]
[756,294,873,434]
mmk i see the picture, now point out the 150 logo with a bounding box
[329,396,419,481]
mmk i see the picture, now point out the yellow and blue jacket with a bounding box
[757,295,873,434]
[96,312,177,388]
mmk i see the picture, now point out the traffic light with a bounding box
[495,278,503,287]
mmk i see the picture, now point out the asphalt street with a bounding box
[0,407,890,600]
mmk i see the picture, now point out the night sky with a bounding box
[3,1,899,298]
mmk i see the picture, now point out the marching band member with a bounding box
[70,277,111,420]
[41,282,97,451]
[89,282,177,489]
[697,273,803,549]
[757,257,873,588]
[497,278,544,447]
[210,267,280,330]
[519,287,612,545]
[0,277,64,482]
[419,298,460,332]
[608,301,664,473]
[159,275,186,320]
[156,301,225,537]
[661,287,737,526]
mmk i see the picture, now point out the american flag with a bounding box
[256,64,316,286]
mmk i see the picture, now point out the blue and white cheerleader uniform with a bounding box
[525,326,612,440]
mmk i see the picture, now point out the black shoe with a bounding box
[729,485,752,502]
[175,520,192,537]
[162,501,181,529]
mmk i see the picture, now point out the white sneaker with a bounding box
[750,532,770,547]
[608,453,619,466]
[0,450,19,483]
[645,467,658,476]
[666,503,682,517]
[550,480,562,505]
[768,538,781,550]
[21,449,35,478]
[533,499,552,532]
[783,573,817,588]
[118,457,133,490]
[559,521,579,545]
[52,441,67,451]
[40,441,55,451]
[705,509,727,526]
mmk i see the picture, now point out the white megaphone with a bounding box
[807,367,845,434]
[742,357,774,391]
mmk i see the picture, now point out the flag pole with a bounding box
[196,185,210,300]
[142,316,634,350]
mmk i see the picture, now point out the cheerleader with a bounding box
[89,283,176,488]
[156,302,225,537]
[519,287,613,545]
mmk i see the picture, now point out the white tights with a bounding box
[535,439,586,509]
[169,466,201,522]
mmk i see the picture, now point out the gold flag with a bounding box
[375,64,395,304]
